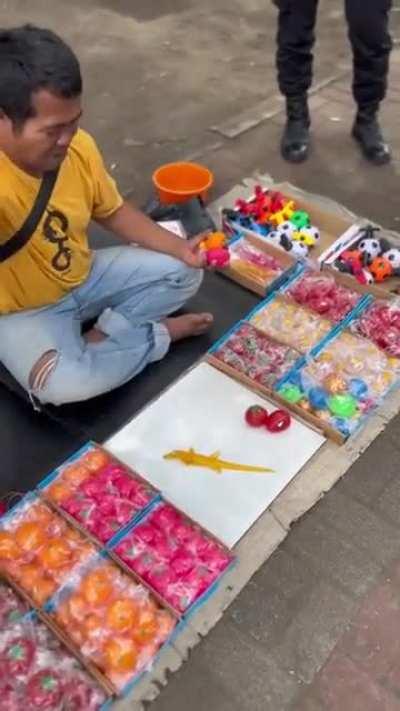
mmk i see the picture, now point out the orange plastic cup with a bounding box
[152,161,214,204]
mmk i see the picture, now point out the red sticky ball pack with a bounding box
[53,558,176,692]
[43,444,157,545]
[351,299,400,357]
[0,582,28,627]
[287,269,361,324]
[0,615,106,710]
[0,497,96,606]
[213,322,299,389]
[114,502,233,615]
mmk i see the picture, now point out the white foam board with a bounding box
[106,363,325,547]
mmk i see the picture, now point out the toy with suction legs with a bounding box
[200,232,230,267]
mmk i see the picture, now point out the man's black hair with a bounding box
[0,25,82,127]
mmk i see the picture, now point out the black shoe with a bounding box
[280,96,310,163]
[352,109,391,166]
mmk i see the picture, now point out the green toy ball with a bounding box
[328,394,357,419]
[290,210,310,230]
[278,384,303,404]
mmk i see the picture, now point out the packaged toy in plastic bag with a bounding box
[286,269,361,323]
[114,502,233,614]
[53,558,176,691]
[212,322,299,389]
[0,499,95,605]
[351,298,400,357]
[277,330,400,437]
[228,238,284,290]
[44,445,157,544]
[0,581,28,627]
[251,296,332,353]
[0,615,106,710]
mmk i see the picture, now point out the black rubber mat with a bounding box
[0,224,257,494]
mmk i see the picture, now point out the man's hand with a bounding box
[98,202,207,268]
[177,234,207,269]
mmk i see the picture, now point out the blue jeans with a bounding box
[0,247,203,405]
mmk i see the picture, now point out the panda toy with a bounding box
[383,247,400,276]
[264,229,281,245]
[264,229,289,251]
[293,225,320,248]
[276,220,297,240]
[358,237,382,265]
[288,240,309,258]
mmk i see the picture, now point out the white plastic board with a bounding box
[106,363,325,547]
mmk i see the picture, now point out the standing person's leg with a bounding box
[275,0,319,162]
[0,247,209,406]
[346,0,393,164]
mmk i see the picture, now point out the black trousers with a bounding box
[276,0,392,108]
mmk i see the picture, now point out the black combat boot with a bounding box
[280,95,310,163]
[352,105,391,165]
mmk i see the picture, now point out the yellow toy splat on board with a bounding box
[163,448,274,474]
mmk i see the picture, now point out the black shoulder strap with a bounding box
[0,168,60,263]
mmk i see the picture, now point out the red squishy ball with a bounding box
[2,637,36,676]
[245,405,269,428]
[26,669,63,709]
[265,409,291,433]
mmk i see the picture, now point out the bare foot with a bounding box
[84,327,107,344]
[164,313,214,342]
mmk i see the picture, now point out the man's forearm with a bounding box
[97,201,184,258]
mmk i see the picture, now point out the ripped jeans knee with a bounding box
[28,350,59,397]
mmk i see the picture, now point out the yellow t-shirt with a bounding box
[0,129,123,314]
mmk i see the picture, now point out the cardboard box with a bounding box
[46,551,179,698]
[38,442,160,548]
[221,185,355,263]
[219,234,300,297]
[206,353,344,444]
[319,222,400,298]
[0,573,115,701]
[110,499,235,618]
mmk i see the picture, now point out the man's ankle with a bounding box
[84,327,107,344]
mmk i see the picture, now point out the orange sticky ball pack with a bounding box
[0,496,96,605]
[42,443,157,546]
[53,559,176,691]
[46,446,111,505]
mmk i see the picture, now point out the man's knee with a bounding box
[165,256,203,294]
[28,350,58,392]
[179,264,203,297]
[29,350,82,406]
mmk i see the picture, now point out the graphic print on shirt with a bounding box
[42,208,72,272]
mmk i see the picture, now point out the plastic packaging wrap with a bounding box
[228,239,284,289]
[44,445,157,544]
[0,499,95,605]
[277,330,400,437]
[287,269,361,323]
[251,297,332,353]
[53,559,176,691]
[114,503,233,614]
[351,299,400,357]
[0,582,28,627]
[212,322,299,389]
[0,616,106,710]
